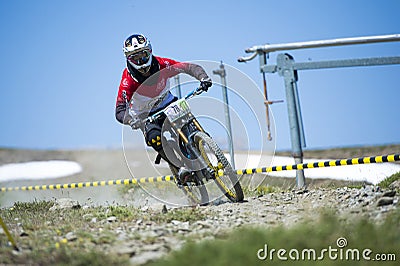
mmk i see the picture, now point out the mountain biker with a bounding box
[115,34,212,181]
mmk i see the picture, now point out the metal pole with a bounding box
[239,34,400,63]
[278,54,306,188]
[293,81,306,148]
[174,75,182,98]
[262,56,400,73]
[213,62,235,168]
[245,34,400,54]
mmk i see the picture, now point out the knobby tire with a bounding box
[194,131,244,202]
[169,164,209,206]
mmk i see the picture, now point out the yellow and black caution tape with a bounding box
[0,154,399,192]
[0,175,174,192]
[236,153,400,175]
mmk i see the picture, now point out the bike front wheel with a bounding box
[194,131,244,202]
[169,163,209,206]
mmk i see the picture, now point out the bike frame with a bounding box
[142,87,212,176]
[123,87,243,203]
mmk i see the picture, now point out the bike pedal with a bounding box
[208,168,216,179]
[178,168,192,185]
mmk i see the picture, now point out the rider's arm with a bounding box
[115,102,129,124]
[177,62,209,81]
[160,57,210,81]
[177,62,212,91]
[115,69,135,124]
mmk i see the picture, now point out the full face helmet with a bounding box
[123,34,152,74]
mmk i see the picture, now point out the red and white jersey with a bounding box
[115,56,209,123]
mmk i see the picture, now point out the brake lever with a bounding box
[195,87,204,96]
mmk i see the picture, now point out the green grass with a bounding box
[12,247,130,266]
[149,209,400,266]
[0,200,131,265]
[0,200,208,265]
[1,191,399,265]
[378,171,400,189]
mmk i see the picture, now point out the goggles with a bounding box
[127,49,151,66]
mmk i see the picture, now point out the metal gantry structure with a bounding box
[239,34,400,188]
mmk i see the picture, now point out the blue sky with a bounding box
[0,0,399,151]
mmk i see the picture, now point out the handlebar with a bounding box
[123,85,205,129]
[143,86,205,124]
[184,86,206,100]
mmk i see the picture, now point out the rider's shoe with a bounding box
[177,167,191,185]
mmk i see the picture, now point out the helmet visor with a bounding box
[127,50,151,66]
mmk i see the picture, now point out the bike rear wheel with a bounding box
[194,131,244,202]
[169,164,209,206]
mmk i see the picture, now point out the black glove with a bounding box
[200,77,212,92]
[128,117,141,130]
[124,114,141,130]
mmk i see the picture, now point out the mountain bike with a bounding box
[126,85,244,205]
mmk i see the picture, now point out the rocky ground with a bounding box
[44,180,399,265]
[1,145,399,265]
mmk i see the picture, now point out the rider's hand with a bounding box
[128,117,141,130]
[200,77,212,92]
[124,114,141,130]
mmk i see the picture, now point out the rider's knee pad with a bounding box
[145,123,163,151]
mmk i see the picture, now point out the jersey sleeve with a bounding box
[115,69,135,124]
[160,57,209,81]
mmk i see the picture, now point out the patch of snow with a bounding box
[0,161,82,182]
[258,155,400,185]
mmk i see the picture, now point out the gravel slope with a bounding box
[0,146,399,265]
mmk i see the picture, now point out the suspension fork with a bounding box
[169,120,195,160]
[176,117,210,171]
[187,118,215,177]
[177,127,189,144]
[173,114,203,145]
[189,113,204,132]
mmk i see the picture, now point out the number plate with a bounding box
[165,99,191,122]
